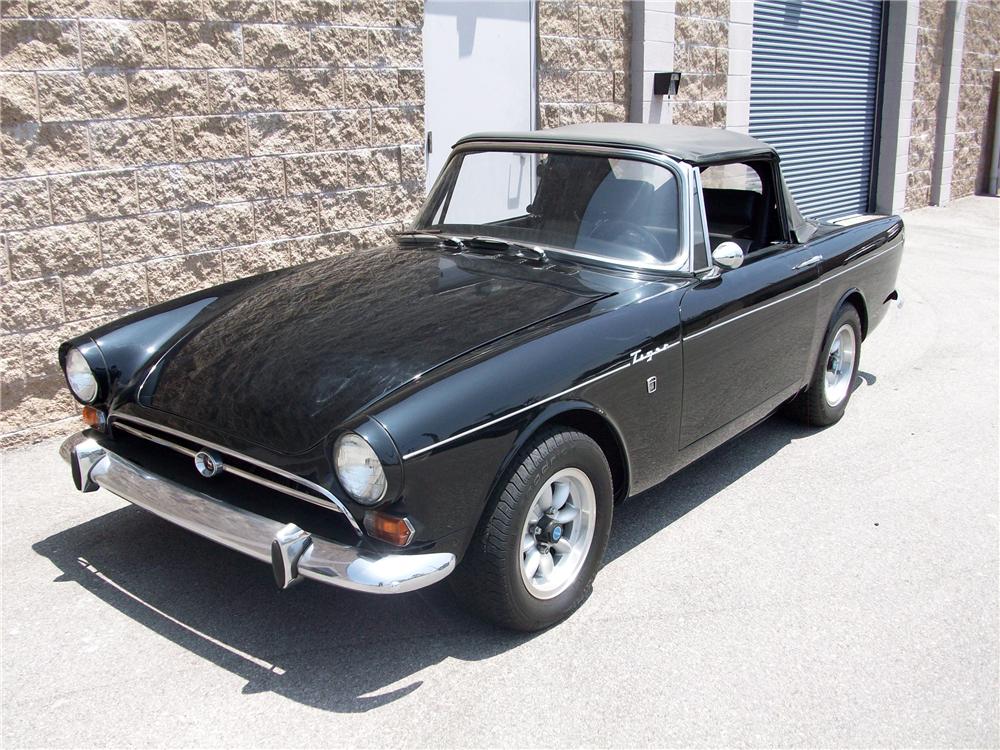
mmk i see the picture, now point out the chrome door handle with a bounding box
[793,254,823,270]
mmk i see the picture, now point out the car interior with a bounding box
[526,153,683,266]
[524,155,785,263]
[428,152,786,269]
[700,161,785,254]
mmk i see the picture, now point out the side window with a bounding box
[691,178,710,270]
[700,161,783,254]
[700,163,762,193]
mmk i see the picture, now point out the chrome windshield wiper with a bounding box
[397,230,548,265]
[395,230,465,252]
[460,236,548,265]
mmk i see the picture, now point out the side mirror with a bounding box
[712,241,745,270]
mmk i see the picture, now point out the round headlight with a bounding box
[64,348,98,404]
[334,433,387,505]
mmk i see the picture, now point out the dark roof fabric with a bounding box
[456,123,778,165]
[455,123,815,241]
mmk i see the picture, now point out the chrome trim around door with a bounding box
[111,414,362,535]
[691,165,713,272]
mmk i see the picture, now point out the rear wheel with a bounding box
[450,428,613,631]
[789,304,862,426]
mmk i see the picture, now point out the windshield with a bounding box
[416,149,686,269]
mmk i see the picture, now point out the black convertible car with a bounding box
[59,124,903,630]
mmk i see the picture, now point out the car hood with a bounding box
[140,244,613,454]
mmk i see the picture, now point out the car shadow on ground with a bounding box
[32,389,867,713]
[604,410,830,564]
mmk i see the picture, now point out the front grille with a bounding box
[110,414,361,536]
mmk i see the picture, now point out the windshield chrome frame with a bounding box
[690,164,713,272]
[413,140,696,275]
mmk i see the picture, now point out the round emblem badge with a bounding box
[194,449,224,478]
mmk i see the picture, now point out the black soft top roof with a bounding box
[455,122,815,241]
[456,123,779,166]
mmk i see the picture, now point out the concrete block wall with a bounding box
[3,0,996,448]
[0,1,426,447]
[537,0,631,128]
[723,0,751,133]
[629,0,731,128]
[630,0,674,124]
[952,0,1000,199]
[669,0,728,126]
[906,0,948,208]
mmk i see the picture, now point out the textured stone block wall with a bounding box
[952,0,1000,199]
[536,0,630,128]
[670,0,728,127]
[906,0,947,209]
[1,0,426,447]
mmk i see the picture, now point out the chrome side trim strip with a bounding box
[112,415,362,535]
[401,360,635,460]
[819,239,900,282]
[685,277,820,341]
[401,239,901,462]
[686,241,900,341]
[845,238,882,264]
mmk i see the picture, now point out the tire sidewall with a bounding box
[505,435,613,628]
[814,306,862,422]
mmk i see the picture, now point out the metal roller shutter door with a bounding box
[749,0,883,220]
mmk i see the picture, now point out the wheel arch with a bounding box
[836,288,869,339]
[493,400,631,507]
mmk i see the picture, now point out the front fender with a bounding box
[390,397,633,563]
[375,283,686,560]
[57,271,281,410]
[488,399,632,505]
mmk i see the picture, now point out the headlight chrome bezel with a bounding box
[334,432,389,506]
[64,347,100,404]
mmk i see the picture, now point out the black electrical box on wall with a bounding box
[653,72,682,96]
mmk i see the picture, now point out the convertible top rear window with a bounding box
[417,149,685,270]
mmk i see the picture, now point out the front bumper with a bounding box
[60,432,455,594]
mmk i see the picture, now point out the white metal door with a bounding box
[423,1,535,193]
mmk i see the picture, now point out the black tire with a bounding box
[450,428,613,631]
[788,304,862,426]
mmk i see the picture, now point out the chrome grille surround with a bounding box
[110,414,362,536]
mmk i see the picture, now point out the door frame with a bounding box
[422,1,539,184]
[866,0,889,213]
[528,0,538,131]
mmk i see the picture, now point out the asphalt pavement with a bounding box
[2,196,997,748]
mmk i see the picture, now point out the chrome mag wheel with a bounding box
[518,467,597,600]
[824,323,856,407]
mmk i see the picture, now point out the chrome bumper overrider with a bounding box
[60,432,455,594]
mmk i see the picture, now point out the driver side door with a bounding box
[678,162,821,454]
[679,245,821,448]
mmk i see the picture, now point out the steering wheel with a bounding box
[587,218,663,258]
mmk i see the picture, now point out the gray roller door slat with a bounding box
[749,0,883,220]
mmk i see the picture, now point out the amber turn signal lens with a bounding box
[81,405,106,430]
[364,511,414,547]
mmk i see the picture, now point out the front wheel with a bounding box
[450,428,613,631]
[789,304,862,426]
